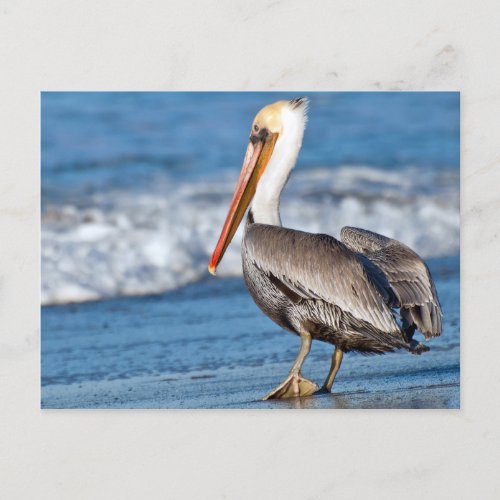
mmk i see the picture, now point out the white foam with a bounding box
[42,166,459,305]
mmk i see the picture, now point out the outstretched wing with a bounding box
[341,227,442,338]
[244,223,400,335]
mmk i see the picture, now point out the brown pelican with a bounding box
[208,97,442,400]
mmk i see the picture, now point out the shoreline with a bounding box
[42,256,460,409]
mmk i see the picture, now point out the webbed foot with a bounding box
[263,372,319,400]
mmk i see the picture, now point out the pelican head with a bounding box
[208,97,308,275]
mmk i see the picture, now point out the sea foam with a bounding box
[42,165,459,305]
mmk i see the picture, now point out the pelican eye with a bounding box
[250,126,268,144]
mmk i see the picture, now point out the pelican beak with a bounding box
[208,130,278,275]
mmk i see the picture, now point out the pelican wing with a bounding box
[244,223,400,334]
[341,226,442,337]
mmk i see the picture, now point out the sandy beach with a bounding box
[42,255,459,409]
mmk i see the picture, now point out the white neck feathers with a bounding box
[251,105,307,226]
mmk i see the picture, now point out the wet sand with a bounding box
[41,256,459,409]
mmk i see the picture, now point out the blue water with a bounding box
[42,92,459,198]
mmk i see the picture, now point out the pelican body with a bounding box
[209,98,442,400]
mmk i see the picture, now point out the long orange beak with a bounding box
[208,132,278,275]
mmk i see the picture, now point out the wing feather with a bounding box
[244,224,400,334]
[341,226,442,337]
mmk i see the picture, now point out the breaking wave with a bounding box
[42,165,459,305]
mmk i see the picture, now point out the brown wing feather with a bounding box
[341,226,442,338]
[244,223,400,335]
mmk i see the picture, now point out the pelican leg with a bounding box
[316,346,343,393]
[403,322,430,355]
[263,331,318,400]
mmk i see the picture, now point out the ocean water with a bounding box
[41,92,459,305]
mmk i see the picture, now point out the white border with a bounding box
[1,1,498,498]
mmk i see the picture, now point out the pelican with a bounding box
[208,97,442,400]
